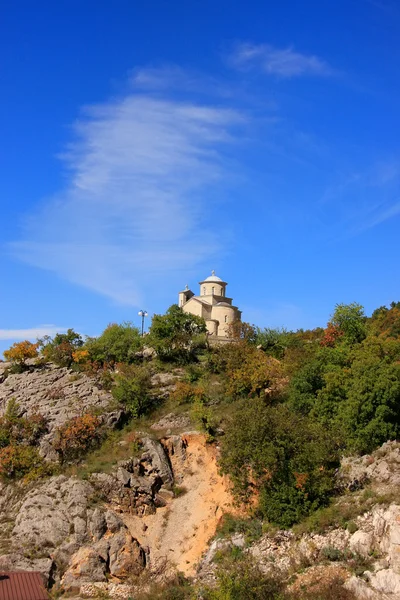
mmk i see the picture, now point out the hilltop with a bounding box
[1,301,400,598]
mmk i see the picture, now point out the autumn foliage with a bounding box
[0,445,45,480]
[53,413,103,462]
[320,323,344,347]
[170,381,207,405]
[3,340,39,365]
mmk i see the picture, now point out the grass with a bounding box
[65,422,142,479]
[216,513,263,545]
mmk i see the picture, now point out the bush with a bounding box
[148,304,207,364]
[39,329,84,367]
[53,414,103,462]
[0,445,46,481]
[85,322,143,365]
[202,552,284,600]
[3,340,39,366]
[0,400,47,449]
[170,381,207,405]
[112,364,153,418]
[220,399,339,527]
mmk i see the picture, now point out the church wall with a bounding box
[206,320,218,336]
[182,301,204,318]
[211,305,239,337]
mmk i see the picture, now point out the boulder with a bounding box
[349,531,374,557]
[109,531,146,578]
[141,438,173,488]
[61,547,107,591]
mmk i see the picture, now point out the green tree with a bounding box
[112,364,153,418]
[85,322,143,365]
[220,399,339,527]
[148,304,207,363]
[39,328,84,367]
[331,303,366,345]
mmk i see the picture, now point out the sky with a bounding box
[1,0,400,354]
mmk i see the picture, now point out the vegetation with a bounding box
[148,304,207,363]
[39,328,84,367]
[53,413,104,463]
[2,299,400,533]
[85,322,143,365]
[0,399,49,481]
[3,340,39,369]
[111,363,153,418]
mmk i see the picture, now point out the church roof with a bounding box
[199,270,227,284]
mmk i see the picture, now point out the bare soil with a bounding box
[123,433,235,575]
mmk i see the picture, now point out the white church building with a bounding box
[178,271,242,338]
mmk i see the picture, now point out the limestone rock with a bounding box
[344,576,386,599]
[141,438,173,488]
[349,530,374,557]
[367,568,400,595]
[61,547,107,591]
[109,530,145,578]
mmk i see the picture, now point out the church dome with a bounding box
[200,270,226,284]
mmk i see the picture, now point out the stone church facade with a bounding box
[178,271,242,338]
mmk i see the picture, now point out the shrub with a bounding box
[226,348,285,400]
[39,329,84,367]
[220,399,339,527]
[0,400,47,448]
[148,304,207,363]
[112,364,153,418]
[170,381,207,405]
[3,340,39,366]
[202,552,284,600]
[191,399,217,442]
[85,322,143,365]
[0,445,45,481]
[53,414,103,462]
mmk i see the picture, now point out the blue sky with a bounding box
[1,0,400,354]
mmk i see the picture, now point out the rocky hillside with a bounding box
[199,440,400,600]
[2,359,400,599]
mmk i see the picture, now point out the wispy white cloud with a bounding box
[228,43,333,78]
[0,325,66,341]
[321,159,400,235]
[354,199,400,233]
[10,71,246,305]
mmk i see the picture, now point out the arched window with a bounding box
[212,286,215,295]
[203,286,206,295]
[224,315,228,323]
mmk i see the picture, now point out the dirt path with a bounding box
[123,433,235,575]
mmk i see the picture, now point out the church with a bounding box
[178,271,242,339]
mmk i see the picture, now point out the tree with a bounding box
[3,340,38,366]
[220,400,339,527]
[226,347,285,400]
[85,322,143,365]
[148,305,207,363]
[330,303,366,345]
[112,363,153,418]
[39,328,84,367]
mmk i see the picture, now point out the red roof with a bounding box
[0,572,49,600]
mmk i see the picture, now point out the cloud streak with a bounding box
[0,326,66,341]
[229,43,333,78]
[11,75,246,305]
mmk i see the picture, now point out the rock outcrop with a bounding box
[0,363,130,461]
[0,475,146,591]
